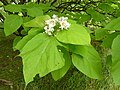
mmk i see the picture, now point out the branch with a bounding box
[37,0,40,4]
[50,0,57,6]
[19,0,26,4]
[0,79,13,86]
[0,13,5,21]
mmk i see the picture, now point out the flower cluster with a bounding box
[44,14,71,35]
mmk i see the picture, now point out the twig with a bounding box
[0,79,13,86]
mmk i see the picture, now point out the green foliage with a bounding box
[2,0,120,87]
[13,36,21,50]
[102,32,120,48]
[51,48,71,80]
[87,8,105,22]
[20,34,65,85]
[105,17,120,30]
[15,33,37,51]
[98,3,114,13]
[27,7,43,17]
[78,15,91,24]
[23,15,51,27]
[112,35,120,85]
[4,2,51,14]
[18,17,99,85]
[56,22,91,45]
[4,4,23,12]
[71,45,102,79]
[4,15,23,36]
[95,28,109,40]
[5,11,100,85]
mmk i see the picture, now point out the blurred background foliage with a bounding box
[1,0,120,90]
[1,0,120,30]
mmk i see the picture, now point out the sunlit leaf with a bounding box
[51,48,71,80]
[20,33,65,85]
[105,17,120,30]
[4,4,23,12]
[23,15,51,28]
[112,35,120,85]
[4,15,23,36]
[72,45,102,79]
[56,20,91,45]
[27,7,43,17]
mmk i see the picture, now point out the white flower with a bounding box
[44,26,54,32]
[52,14,58,21]
[45,19,56,28]
[58,16,68,22]
[59,21,71,30]
[44,18,56,35]
[44,26,54,35]
[44,15,71,35]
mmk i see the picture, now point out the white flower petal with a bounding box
[58,16,68,22]
[44,26,48,30]
[52,14,59,21]
[44,25,54,35]
[59,20,70,30]
[52,14,57,19]
[45,19,56,28]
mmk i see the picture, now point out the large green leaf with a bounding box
[112,35,120,85]
[15,28,43,51]
[56,21,91,45]
[4,15,23,36]
[105,17,120,30]
[4,4,23,12]
[27,7,43,17]
[23,15,51,28]
[15,34,37,51]
[72,45,102,79]
[28,28,43,35]
[22,3,51,11]
[51,48,71,80]
[20,33,65,85]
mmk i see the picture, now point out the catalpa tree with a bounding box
[1,0,120,86]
